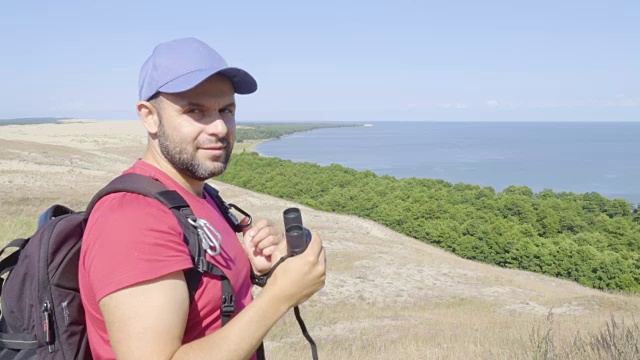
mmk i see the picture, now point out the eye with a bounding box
[186,108,202,114]
[221,108,234,115]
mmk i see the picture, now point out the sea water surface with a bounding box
[255,121,640,204]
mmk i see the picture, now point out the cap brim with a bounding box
[158,67,257,96]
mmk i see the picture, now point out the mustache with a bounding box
[198,137,230,148]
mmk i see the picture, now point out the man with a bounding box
[79,37,326,360]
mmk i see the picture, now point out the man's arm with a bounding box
[99,233,326,360]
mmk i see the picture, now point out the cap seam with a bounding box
[155,68,211,94]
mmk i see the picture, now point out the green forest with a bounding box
[219,151,640,293]
[236,123,358,143]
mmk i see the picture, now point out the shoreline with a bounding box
[232,139,268,154]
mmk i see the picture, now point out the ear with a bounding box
[137,100,160,135]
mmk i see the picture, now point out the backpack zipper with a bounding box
[41,301,54,352]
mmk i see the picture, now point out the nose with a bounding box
[203,112,228,138]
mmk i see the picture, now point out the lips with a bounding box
[199,138,228,152]
[199,141,227,151]
[200,146,225,151]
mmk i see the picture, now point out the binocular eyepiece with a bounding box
[283,207,312,256]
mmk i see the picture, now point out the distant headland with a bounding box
[0,117,71,126]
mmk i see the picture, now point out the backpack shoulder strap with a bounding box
[37,205,74,229]
[86,173,181,213]
[0,239,28,296]
[86,173,205,301]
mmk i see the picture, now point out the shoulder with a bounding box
[87,192,180,233]
[81,192,193,301]
[82,191,189,263]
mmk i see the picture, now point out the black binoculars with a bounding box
[283,208,312,256]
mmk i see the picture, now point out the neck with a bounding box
[142,145,204,197]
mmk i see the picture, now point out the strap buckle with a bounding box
[250,272,269,288]
[221,293,235,315]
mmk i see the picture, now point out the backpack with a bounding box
[0,173,262,359]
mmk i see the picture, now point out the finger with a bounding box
[271,240,288,259]
[254,234,287,250]
[317,247,326,270]
[305,232,323,256]
[256,236,281,251]
[262,244,278,257]
[242,238,257,258]
[250,226,279,246]
[246,219,270,238]
[239,216,253,236]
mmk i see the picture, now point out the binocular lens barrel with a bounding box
[283,208,302,229]
[283,208,311,256]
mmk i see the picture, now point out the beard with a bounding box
[157,117,233,181]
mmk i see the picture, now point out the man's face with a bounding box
[153,74,236,181]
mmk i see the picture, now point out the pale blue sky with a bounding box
[0,0,638,122]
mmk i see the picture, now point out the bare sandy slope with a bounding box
[1,120,639,359]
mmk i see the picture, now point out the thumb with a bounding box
[240,216,253,236]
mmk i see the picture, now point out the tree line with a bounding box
[218,152,640,293]
[236,123,358,143]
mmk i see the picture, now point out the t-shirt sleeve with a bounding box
[82,192,194,302]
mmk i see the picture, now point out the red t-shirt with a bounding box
[79,160,255,360]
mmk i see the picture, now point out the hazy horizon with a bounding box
[2,117,640,124]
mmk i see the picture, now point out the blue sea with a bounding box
[255,122,640,205]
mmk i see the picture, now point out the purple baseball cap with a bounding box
[138,37,257,101]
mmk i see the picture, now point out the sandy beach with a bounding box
[1,120,639,359]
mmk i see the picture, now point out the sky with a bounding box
[0,0,638,122]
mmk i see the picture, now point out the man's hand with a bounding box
[240,217,286,275]
[262,232,326,308]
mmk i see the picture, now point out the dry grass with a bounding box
[259,296,640,360]
[266,300,511,360]
[529,312,640,360]
[2,121,640,360]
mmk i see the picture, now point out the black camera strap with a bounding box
[294,305,318,360]
[250,255,318,360]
